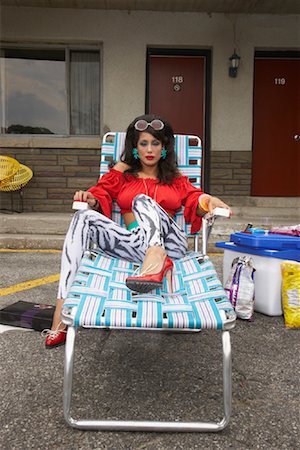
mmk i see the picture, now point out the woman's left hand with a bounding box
[206,196,232,216]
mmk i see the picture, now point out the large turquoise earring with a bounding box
[161,148,167,160]
[133,148,139,160]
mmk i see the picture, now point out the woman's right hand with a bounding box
[73,190,98,208]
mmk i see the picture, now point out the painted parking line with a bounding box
[0,249,61,296]
[0,274,60,297]
[0,249,223,256]
[0,249,61,253]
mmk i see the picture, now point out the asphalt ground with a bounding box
[0,250,299,450]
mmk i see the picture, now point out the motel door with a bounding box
[147,53,208,187]
[252,58,300,196]
[148,54,206,138]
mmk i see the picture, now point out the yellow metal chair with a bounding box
[0,155,20,188]
[0,155,33,212]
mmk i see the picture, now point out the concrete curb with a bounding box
[1,212,299,250]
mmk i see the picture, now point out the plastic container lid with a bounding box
[229,231,300,250]
[215,241,300,262]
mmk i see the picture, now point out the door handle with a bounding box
[294,134,300,141]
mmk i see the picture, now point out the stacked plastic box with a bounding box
[216,232,300,316]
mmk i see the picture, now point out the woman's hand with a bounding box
[207,196,232,216]
[73,190,98,208]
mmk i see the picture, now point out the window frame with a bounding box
[0,42,102,138]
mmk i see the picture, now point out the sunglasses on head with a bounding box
[134,119,165,132]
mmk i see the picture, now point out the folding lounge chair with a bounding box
[61,133,236,432]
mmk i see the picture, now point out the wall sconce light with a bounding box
[229,50,241,78]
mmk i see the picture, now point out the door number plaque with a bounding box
[172,76,184,83]
[274,78,286,85]
[172,76,184,92]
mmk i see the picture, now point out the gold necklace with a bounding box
[142,178,158,202]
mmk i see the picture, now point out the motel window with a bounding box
[0,46,100,135]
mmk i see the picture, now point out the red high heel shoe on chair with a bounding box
[126,256,173,293]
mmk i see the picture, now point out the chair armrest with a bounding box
[200,208,230,255]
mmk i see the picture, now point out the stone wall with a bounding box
[209,151,252,196]
[0,148,252,212]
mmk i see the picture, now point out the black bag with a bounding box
[0,301,55,332]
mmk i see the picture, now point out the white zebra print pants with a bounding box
[57,194,188,299]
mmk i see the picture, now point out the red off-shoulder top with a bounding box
[88,168,205,233]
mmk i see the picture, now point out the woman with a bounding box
[44,114,231,348]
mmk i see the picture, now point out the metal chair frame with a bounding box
[61,133,236,432]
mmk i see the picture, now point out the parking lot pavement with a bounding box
[0,250,299,450]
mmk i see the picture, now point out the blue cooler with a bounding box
[216,232,300,316]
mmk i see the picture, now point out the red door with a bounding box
[252,58,300,196]
[148,55,206,140]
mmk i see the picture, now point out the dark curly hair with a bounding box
[120,114,180,184]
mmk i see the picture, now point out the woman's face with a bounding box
[136,132,163,168]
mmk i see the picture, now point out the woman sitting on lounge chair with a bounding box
[44,114,231,348]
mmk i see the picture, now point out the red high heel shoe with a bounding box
[42,322,67,349]
[126,256,173,293]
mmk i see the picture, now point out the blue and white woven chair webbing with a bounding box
[100,133,126,177]
[84,252,115,272]
[135,295,163,328]
[108,256,134,327]
[175,254,227,329]
[163,293,197,329]
[75,295,106,327]
[63,249,234,330]
[105,301,135,328]
[164,266,194,329]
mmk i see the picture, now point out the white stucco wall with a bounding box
[1,6,299,151]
